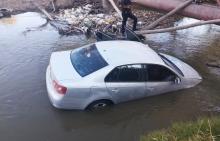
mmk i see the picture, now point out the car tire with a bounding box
[86,100,113,111]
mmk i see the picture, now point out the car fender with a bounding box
[82,86,115,109]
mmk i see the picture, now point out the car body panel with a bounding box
[160,53,202,79]
[145,81,183,96]
[96,41,166,67]
[105,82,146,103]
[89,85,114,106]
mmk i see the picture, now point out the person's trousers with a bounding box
[121,9,137,34]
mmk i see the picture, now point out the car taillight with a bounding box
[53,80,67,95]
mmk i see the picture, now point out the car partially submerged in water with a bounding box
[46,41,202,110]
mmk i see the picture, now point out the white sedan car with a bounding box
[46,41,202,110]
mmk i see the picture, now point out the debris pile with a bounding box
[56,4,122,33]
[53,4,181,35]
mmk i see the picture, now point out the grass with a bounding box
[141,117,220,141]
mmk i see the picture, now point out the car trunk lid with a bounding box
[50,51,81,81]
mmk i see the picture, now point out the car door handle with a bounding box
[146,87,154,91]
[111,89,119,93]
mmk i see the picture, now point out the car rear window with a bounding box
[70,44,108,77]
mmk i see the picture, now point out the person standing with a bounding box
[119,0,137,35]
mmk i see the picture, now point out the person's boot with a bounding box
[121,32,126,37]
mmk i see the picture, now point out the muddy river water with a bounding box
[0,12,220,141]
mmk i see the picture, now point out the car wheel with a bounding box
[86,100,113,111]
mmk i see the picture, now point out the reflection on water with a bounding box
[146,17,220,117]
[0,16,17,25]
[0,13,220,141]
[175,18,211,35]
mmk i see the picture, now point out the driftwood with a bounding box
[50,20,85,35]
[136,19,220,34]
[145,0,193,30]
[206,63,220,68]
[51,0,56,13]
[33,2,54,21]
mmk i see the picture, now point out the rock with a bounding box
[97,14,104,18]
[83,18,93,27]
[0,8,12,19]
[0,13,3,18]
[117,22,122,26]
[70,15,76,19]
[75,7,83,15]
[84,4,92,12]
[64,10,70,16]
[96,19,104,25]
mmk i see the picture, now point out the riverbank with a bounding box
[141,117,220,141]
[0,0,181,33]
[0,0,101,14]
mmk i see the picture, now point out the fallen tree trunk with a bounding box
[102,0,112,12]
[51,0,56,12]
[218,0,220,6]
[33,2,54,21]
[145,0,193,30]
[136,19,220,34]
[133,0,220,21]
[107,0,122,19]
[206,63,220,68]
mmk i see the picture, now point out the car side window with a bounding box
[146,64,176,82]
[105,64,145,82]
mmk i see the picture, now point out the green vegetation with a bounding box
[141,117,220,141]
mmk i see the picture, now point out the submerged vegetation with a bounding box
[141,117,220,141]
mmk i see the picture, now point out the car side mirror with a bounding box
[174,77,181,84]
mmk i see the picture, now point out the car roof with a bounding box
[96,41,165,67]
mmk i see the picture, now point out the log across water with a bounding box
[133,0,220,21]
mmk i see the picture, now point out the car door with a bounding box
[144,64,181,96]
[105,64,147,103]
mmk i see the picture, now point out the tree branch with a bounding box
[136,19,220,34]
[145,0,193,30]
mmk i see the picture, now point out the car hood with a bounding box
[160,53,202,80]
[50,51,81,81]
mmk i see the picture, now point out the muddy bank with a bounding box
[0,0,101,13]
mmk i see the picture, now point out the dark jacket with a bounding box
[119,0,132,9]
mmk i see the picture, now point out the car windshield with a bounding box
[70,44,108,77]
[158,54,184,77]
